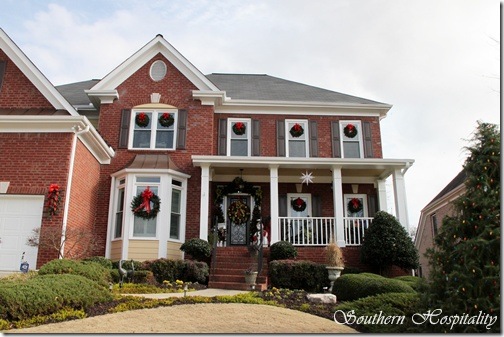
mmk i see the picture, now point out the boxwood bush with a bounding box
[269,260,328,292]
[82,256,113,269]
[140,258,209,285]
[0,274,113,321]
[180,260,209,284]
[394,275,425,291]
[269,241,298,261]
[180,238,211,262]
[333,273,415,301]
[38,259,112,288]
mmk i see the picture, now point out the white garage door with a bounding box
[0,195,44,271]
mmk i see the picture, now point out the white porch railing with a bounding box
[343,217,373,246]
[277,216,373,246]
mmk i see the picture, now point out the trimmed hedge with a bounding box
[269,241,297,261]
[180,238,211,262]
[180,260,209,284]
[269,260,328,292]
[38,259,112,288]
[335,292,420,333]
[82,256,113,269]
[141,258,209,285]
[0,274,113,321]
[333,273,415,301]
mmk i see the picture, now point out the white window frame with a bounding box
[339,120,364,158]
[227,118,252,156]
[287,193,313,217]
[113,178,126,239]
[343,193,369,217]
[285,119,309,158]
[129,109,178,150]
[169,181,184,240]
[131,176,162,238]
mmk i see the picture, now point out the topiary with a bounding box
[180,238,211,262]
[333,273,415,301]
[269,241,298,261]
[38,259,111,288]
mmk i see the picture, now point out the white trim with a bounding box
[227,118,251,156]
[285,119,309,158]
[340,120,364,159]
[392,168,410,230]
[199,164,211,240]
[129,109,178,151]
[269,165,279,244]
[377,179,388,211]
[0,29,78,114]
[332,166,345,247]
[287,193,312,217]
[343,194,369,217]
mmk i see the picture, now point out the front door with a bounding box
[227,195,251,245]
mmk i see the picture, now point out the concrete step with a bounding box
[209,274,268,284]
[208,281,267,291]
[211,267,268,276]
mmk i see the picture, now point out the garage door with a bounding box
[0,195,44,271]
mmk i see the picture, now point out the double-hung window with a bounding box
[170,180,183,240]
[113,179,126,239]
[286,119,309,157]
[133,176,161,238]
[130,109,177,150]
[340,121,364,158]
[227,118,251,156]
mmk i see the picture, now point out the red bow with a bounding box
[295,198,304,206]
[293,123,302,131]
[347,124,355,131]
[134,187,154,214]
[351,198,360,208]
[138,113,147,122]
[235,122,244,130]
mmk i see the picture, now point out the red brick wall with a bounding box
[0,50,53,109]
[0,132,73,267]
[66,139,101,259]
[214,114,382,158]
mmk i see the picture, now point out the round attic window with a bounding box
[150,60,167,81]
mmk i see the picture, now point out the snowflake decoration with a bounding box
[300,171,314,185]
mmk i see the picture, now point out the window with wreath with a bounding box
[133,177,161,237]
[227,118,251,156]
[286,119,309,157]
[340,121,364,158]
[130,109,177,150]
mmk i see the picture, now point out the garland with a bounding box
[135,113,150,128]
[158,113,174,127]
[290,123,304,137]
[46,183,60,217]
[344,124,358,138]
[227,200,251,225]
[232,122,246,135]
[131,187,161,220]
[291,197,307,212]
[347,198,363,214]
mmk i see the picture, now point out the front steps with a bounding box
[208,246,269,291]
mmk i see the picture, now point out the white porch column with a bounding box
[392,168,409,231]
[332,166,345,247]
[199,163,211,240]
[377,179,388,211]
[269,165,279,244]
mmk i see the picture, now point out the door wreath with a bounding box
[227,200,251,225]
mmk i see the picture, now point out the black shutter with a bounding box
[362,122,374,158]
[331,121,341,158]
[118,109,131,149]
[309,120,318,157]
[278,194,287,217]
[368,194,378,217]
[277,120,286,157]
[0,61,6,92]
[218,119,227,155]
[176,109,187,150]
[252,119,260,156]
[312,195,322,217]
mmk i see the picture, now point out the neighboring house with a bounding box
[0,30,414,277]
[415,170,466,279]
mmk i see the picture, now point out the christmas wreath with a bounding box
[131,187,161,220]
[232,122,246,135]
[291,197,307,212]
[347,198,363,214]
[135,113,150,128]
[227,200,250,225]
[158,113,174,127]
[344,124,358,138]
[290,123,304,137]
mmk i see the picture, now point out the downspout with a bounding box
[59,125,90,258]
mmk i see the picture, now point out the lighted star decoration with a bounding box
[300,171,314,185]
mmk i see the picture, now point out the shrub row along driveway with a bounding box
[7,303,357,333]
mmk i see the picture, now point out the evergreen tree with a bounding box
[360,211,419,275]
[423,121,500,333]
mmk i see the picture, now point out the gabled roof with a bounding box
[57,79,99,107]
[426,169,466,207]
[206,73,387,106]
[0,29,78,115]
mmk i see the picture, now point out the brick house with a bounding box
[415,170,465,279]
[0,30,414,282]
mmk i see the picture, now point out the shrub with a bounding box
[269,241,298,261]
[141,258,185,284]
[38,259,111,288]
[180,260,209,284]
[180,238,211,262]
[394,275,426,291]
[333,273,415,301]
[0,274,112,321]
[335,292,420,333]
[111,259,145,271]
[269,260,328,292]
[82,256,113,269]
[110,269,156,285]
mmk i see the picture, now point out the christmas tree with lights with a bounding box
[424,121,500,333]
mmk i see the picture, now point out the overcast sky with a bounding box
[1,0,500,230]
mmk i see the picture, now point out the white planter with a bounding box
[326,266,344,292]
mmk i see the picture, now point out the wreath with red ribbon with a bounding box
[131,187,161,220]
[158,113,174,127]
[232,122,246,135]
[135,113,150,128]
[344,124,358,138]
[290,123,304,137]
[347,198,363,214]
[291,197,307,212]
[227,200,250,225]
[46,183,61,217]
